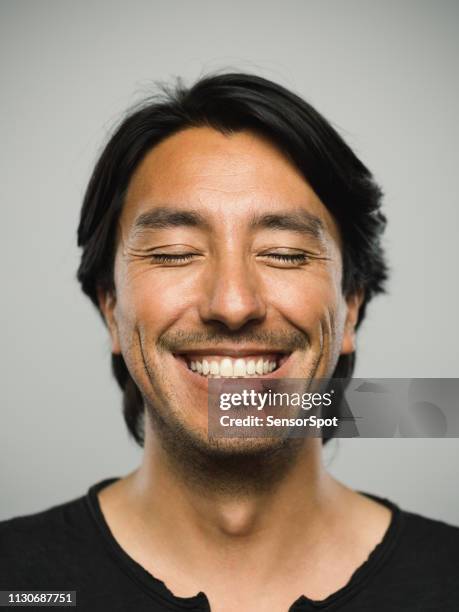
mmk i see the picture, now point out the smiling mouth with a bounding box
[174,352,291,378]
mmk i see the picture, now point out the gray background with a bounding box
[1,0,458,523]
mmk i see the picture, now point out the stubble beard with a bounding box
[139,327,319,498]
[144,397,307,498]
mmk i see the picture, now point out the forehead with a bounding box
[121,126,339,238]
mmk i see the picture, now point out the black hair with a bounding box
[77,72,388,446]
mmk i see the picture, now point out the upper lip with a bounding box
[174,347,289,358]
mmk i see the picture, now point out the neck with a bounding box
[132,420,338,540]
[98,422,391,606]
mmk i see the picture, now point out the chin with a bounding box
[200,433,291,456]
[148,402,291,455]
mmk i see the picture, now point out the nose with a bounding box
[198,256,267,331]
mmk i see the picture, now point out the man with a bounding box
[1,73,458,611]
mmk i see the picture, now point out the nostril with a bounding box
[198,282,267,330]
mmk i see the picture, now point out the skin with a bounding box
[97,127,391,611]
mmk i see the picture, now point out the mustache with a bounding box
[157,328,309,353]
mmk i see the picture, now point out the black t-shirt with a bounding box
[1,477,458,611]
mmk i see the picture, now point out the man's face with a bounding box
[99,127,360,452]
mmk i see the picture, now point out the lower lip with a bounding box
[173,354,293,390]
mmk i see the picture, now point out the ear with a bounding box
[340,289,364,355]
[97,286,121,354]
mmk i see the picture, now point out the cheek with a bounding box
[266,267,343,332]
[114,264,197,339]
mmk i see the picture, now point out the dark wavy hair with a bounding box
[77,72,388,446]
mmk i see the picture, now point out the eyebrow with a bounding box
[133,207,211,233]
[249,210,325,239]
[132,206,325,239]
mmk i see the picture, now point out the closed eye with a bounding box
[149,253,197,264]
[262,253,309,264]
[149,252,313,266]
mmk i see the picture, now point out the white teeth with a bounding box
[256,358,264,375]
[210,361,219,375]
[210,361,220,376]
[233,359,247,376]
[220,358,233,376]
[185,355,281,377]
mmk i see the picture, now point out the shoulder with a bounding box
[388,505,459,601]
[402,507,459,540]
[364,490,459,559]
[0,494,96,585]
[379,507,459,607]
[400,507,459,558]
[362,491,459,590]
[0,494,90,543]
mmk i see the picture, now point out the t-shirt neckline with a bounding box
[85,477,404,611]
[86,477,210,610]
